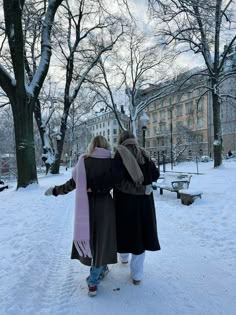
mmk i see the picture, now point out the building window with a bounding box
[172,96,175,104]
[187,119,193,129]
[197,134,203,142]
[113,129,117,135]
[197,117,203,128]
[167,109,173,119]
[197,98,204,112]
[107,129,110,135]
[160,110,165,120]
[160,123,166,133]
[100,123,102,128]
[152,113,157,122]
[113,119,117,125]
[96,124,98,129]
[177,94,182,102]
[103,122,105,127]
[185,101,193,114]
[113,137,117,143]
[176,105,182,116]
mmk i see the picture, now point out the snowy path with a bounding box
[0,178,75,315]
[1,163,236,314]
[156,204,236,315]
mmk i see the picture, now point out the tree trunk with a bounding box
[130,118,137,136]
[50,138,64,174]
[34,100,54,174]
[212,84,222,167]
[1,0,63,188]
[12,98,38,188]
[50,108,68,174]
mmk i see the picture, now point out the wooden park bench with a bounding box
[155,173,192,199]
[179,189,202,206]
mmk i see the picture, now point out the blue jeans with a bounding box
[87,265,107,286]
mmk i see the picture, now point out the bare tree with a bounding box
[90,25,174,136]
[34,87,59,174]
[84,55,128,131]
[0,0,63,188]
[149,0,236,167]
[64,89,93,167]
[49,0,124,174]
[21,1,57,174]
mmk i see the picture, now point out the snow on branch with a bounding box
[29,0,63,98]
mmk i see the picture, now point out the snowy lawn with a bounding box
[0,161,235,315]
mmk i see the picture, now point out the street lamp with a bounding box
[140,112,149,148]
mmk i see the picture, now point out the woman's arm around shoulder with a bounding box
[112,152,146,195]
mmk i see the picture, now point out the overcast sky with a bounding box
[129,0,204,69]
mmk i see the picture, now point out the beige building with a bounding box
[139,57,236,163]
[143,81,211,162]
[220,71,236,153]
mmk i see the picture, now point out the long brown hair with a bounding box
[86,135,110,156]
[118,130,149,164]
[118,130,135,145]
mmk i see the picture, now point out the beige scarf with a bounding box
[116,139,144,185]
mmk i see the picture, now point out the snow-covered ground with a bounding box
[0,160,236,315]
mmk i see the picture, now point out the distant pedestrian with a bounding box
[113,130,161,285]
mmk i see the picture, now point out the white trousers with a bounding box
[119,252,146,281]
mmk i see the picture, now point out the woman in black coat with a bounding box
[45,136,125,297]
[113,130,161,285]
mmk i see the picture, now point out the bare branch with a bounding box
[29,0,64,98]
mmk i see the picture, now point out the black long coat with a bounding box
[113,154,161,255]
[54,156,125,268]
